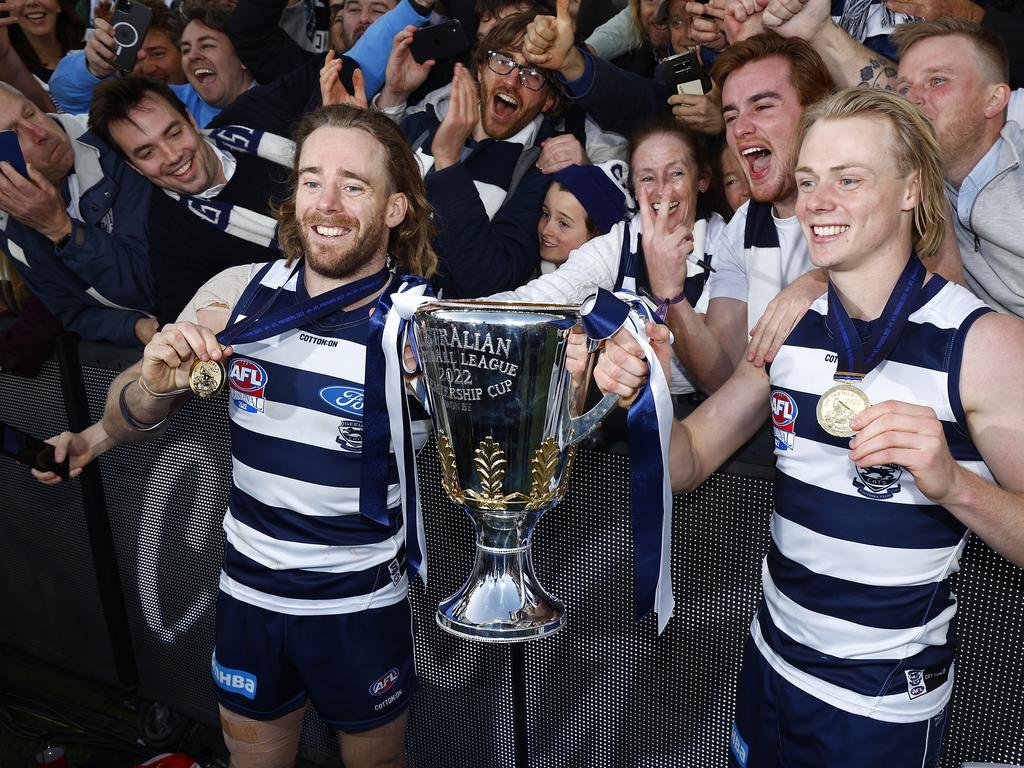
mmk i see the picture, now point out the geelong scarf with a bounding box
[160,126,295,249]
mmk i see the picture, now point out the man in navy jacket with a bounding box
[0,83,156,346]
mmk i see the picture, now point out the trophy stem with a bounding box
[436,510,565,642]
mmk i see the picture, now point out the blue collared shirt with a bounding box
[950,137,1003,227]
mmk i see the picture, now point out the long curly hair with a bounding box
[275,106,437,278]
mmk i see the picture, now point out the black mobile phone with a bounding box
[409,19,470,65]
[0,420,69,480]
[663,50,712,96]
[109,0,153,73]
[0,130,28,178]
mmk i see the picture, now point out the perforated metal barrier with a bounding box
[2,349,1023,767]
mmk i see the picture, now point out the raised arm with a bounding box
[762,0,897,89]
[595,323,771,492]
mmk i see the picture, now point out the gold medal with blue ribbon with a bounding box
[818,255,925,438]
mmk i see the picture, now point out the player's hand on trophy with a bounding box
[848,400,961,503]
[141,322,231,396]
[746,267,827,367]
[594,323,672,407]
[565,326,588,384]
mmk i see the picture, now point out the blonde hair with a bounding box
[892,18,1008,85]
[275,106,437,278]
[794,88,946,261]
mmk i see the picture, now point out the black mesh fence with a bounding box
[1,353,1022,767]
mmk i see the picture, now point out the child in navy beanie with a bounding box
[538,162,629,267]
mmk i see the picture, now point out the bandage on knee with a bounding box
[219,704,305,768]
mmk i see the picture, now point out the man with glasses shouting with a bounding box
[375,11,563,298]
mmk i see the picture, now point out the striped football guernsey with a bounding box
[760,275,992,722]
[217,259,431,615]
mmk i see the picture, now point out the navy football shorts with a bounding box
[211,591,416,732]
[730,635,948,768]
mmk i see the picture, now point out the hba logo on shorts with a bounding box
[369,668,399,697]
[211,650,257,700]
[730,723,749,767]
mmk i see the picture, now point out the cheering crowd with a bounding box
[4,0,1024,764]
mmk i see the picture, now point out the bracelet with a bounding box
[137,376,190,399]
[651,289,688,322]
[118,380,169,433]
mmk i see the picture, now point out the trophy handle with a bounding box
[567,391,619,446]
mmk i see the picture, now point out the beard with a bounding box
[479,82,540,141]
[300,208,387,280]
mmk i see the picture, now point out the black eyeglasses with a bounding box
[485,51,548,92]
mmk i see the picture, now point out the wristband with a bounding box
[651,289,688,321]
[137,376,190,399]
[118,380,169,432]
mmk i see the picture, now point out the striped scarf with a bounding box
[160,126,295,249]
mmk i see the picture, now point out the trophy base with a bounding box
[436,597,565,643]
[435,531,566,642]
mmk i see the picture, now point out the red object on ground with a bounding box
[35,745,68,767]
[134,754,201,768]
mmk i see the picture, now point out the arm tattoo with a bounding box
[858,57,899,90]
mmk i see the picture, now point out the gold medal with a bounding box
[816,383,871,438]
[189,359,226,398]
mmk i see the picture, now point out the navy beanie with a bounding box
[551,164,628,235]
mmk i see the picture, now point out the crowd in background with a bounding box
[0,0,1022,392]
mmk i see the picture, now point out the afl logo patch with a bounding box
[320,385,363,417]
[369,668,399,697]
[228,359,268,413]
[770,390,798,451]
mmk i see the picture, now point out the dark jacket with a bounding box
[400,87,559,298]
[149,149,291,325]
[0,114,155,346]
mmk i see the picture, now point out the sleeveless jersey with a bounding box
[761,276,993,722]
[217,259,431,615]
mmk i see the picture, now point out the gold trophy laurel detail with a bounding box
[436,432,566,510]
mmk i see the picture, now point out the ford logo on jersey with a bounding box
[770,390,798,451]
[228,359,268,414]
[369,668,399,697]
[320,385,364,417]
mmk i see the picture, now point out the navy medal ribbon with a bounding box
[827,254,925,384]
[217,264,390,347]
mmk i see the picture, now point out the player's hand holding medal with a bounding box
[140,322,233,399]
[817,255,925,438]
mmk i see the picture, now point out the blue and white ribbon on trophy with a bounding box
[360,282,436,585]
[580,287,675,634]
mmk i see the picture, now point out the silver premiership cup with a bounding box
[413,301,617,642]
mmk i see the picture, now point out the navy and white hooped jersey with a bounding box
[761,276,993,723]
[218,259,431,616]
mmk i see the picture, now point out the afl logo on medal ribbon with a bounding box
[770,390,798,451]
[228,358,268,413]
[320,385,364,417]
[368,668,399,697]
